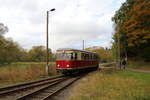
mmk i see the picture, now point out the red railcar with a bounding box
[56,48,99,75]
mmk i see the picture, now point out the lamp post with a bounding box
[46,8,55,76]
[83,40,84,50]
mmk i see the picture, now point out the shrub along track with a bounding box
[0,74,85,100]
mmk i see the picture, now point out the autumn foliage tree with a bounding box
[112,0,150,61]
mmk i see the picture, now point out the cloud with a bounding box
[0,0,125,51]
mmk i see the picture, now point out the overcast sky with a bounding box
[0,0,125,52]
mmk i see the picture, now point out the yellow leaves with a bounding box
[128,42,134,47]
[124,0,150,46]
[112,0,150,59]
[144,34,150,39]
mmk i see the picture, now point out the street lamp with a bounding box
[82,40,84,50]
[46,8,55,76]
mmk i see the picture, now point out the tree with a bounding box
[0,36,25,64]
[0,23,8,35]
[112,0,150,61]
[27,46,53,62]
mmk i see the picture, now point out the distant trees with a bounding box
[28,46,46,62]
[0,36,54,64]
[0,22,55,64]
[27,46,54,62]
[112,0,150,61]
[0,35,24,64]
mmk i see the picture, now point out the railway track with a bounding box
[0,74,84,100]
[0,75,65,100]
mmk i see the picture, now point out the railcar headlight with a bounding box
[57,64,60,67]
[67,64,69,67]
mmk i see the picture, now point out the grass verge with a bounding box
[0,62,57,87]
[69,68,150,100]
[127,60,150,70]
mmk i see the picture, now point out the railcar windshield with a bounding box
[56,53,77,60]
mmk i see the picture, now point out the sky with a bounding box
[0,0,125,52]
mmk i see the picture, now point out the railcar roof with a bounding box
[57,48,97,54]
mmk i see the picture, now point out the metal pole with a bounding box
[83,40,84,50]
[118,32,121,69]
[46,11,50,75]
[45,8,55,76]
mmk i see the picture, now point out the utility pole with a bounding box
[46,8,55,76]
[117,32,121,69]
[82,40,84,50]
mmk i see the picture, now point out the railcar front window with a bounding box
[56,53,77,60]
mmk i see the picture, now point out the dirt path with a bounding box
[128,68,150,73]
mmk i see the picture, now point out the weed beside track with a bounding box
[69,69,150,100]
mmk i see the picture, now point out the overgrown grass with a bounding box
[11,62,55,65]
[0,62,57,87]
[69,69,150,100]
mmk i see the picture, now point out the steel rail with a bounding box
[17,74,86,100]
[43,76,81,100]
[0,75,64,96]
[0,75,63,91]
[16,77,69,100]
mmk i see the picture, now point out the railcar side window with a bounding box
[83,53,86,60]
[71,53,73,59]
[90,54,92,60]
[94,55,96,59]
[85,54,87,60]
[81,53,85,60]
[85,54,88,60]
[74,53,77,60]
[87,54,90,60]
[56,53,78,60]
[71,53,77,60]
